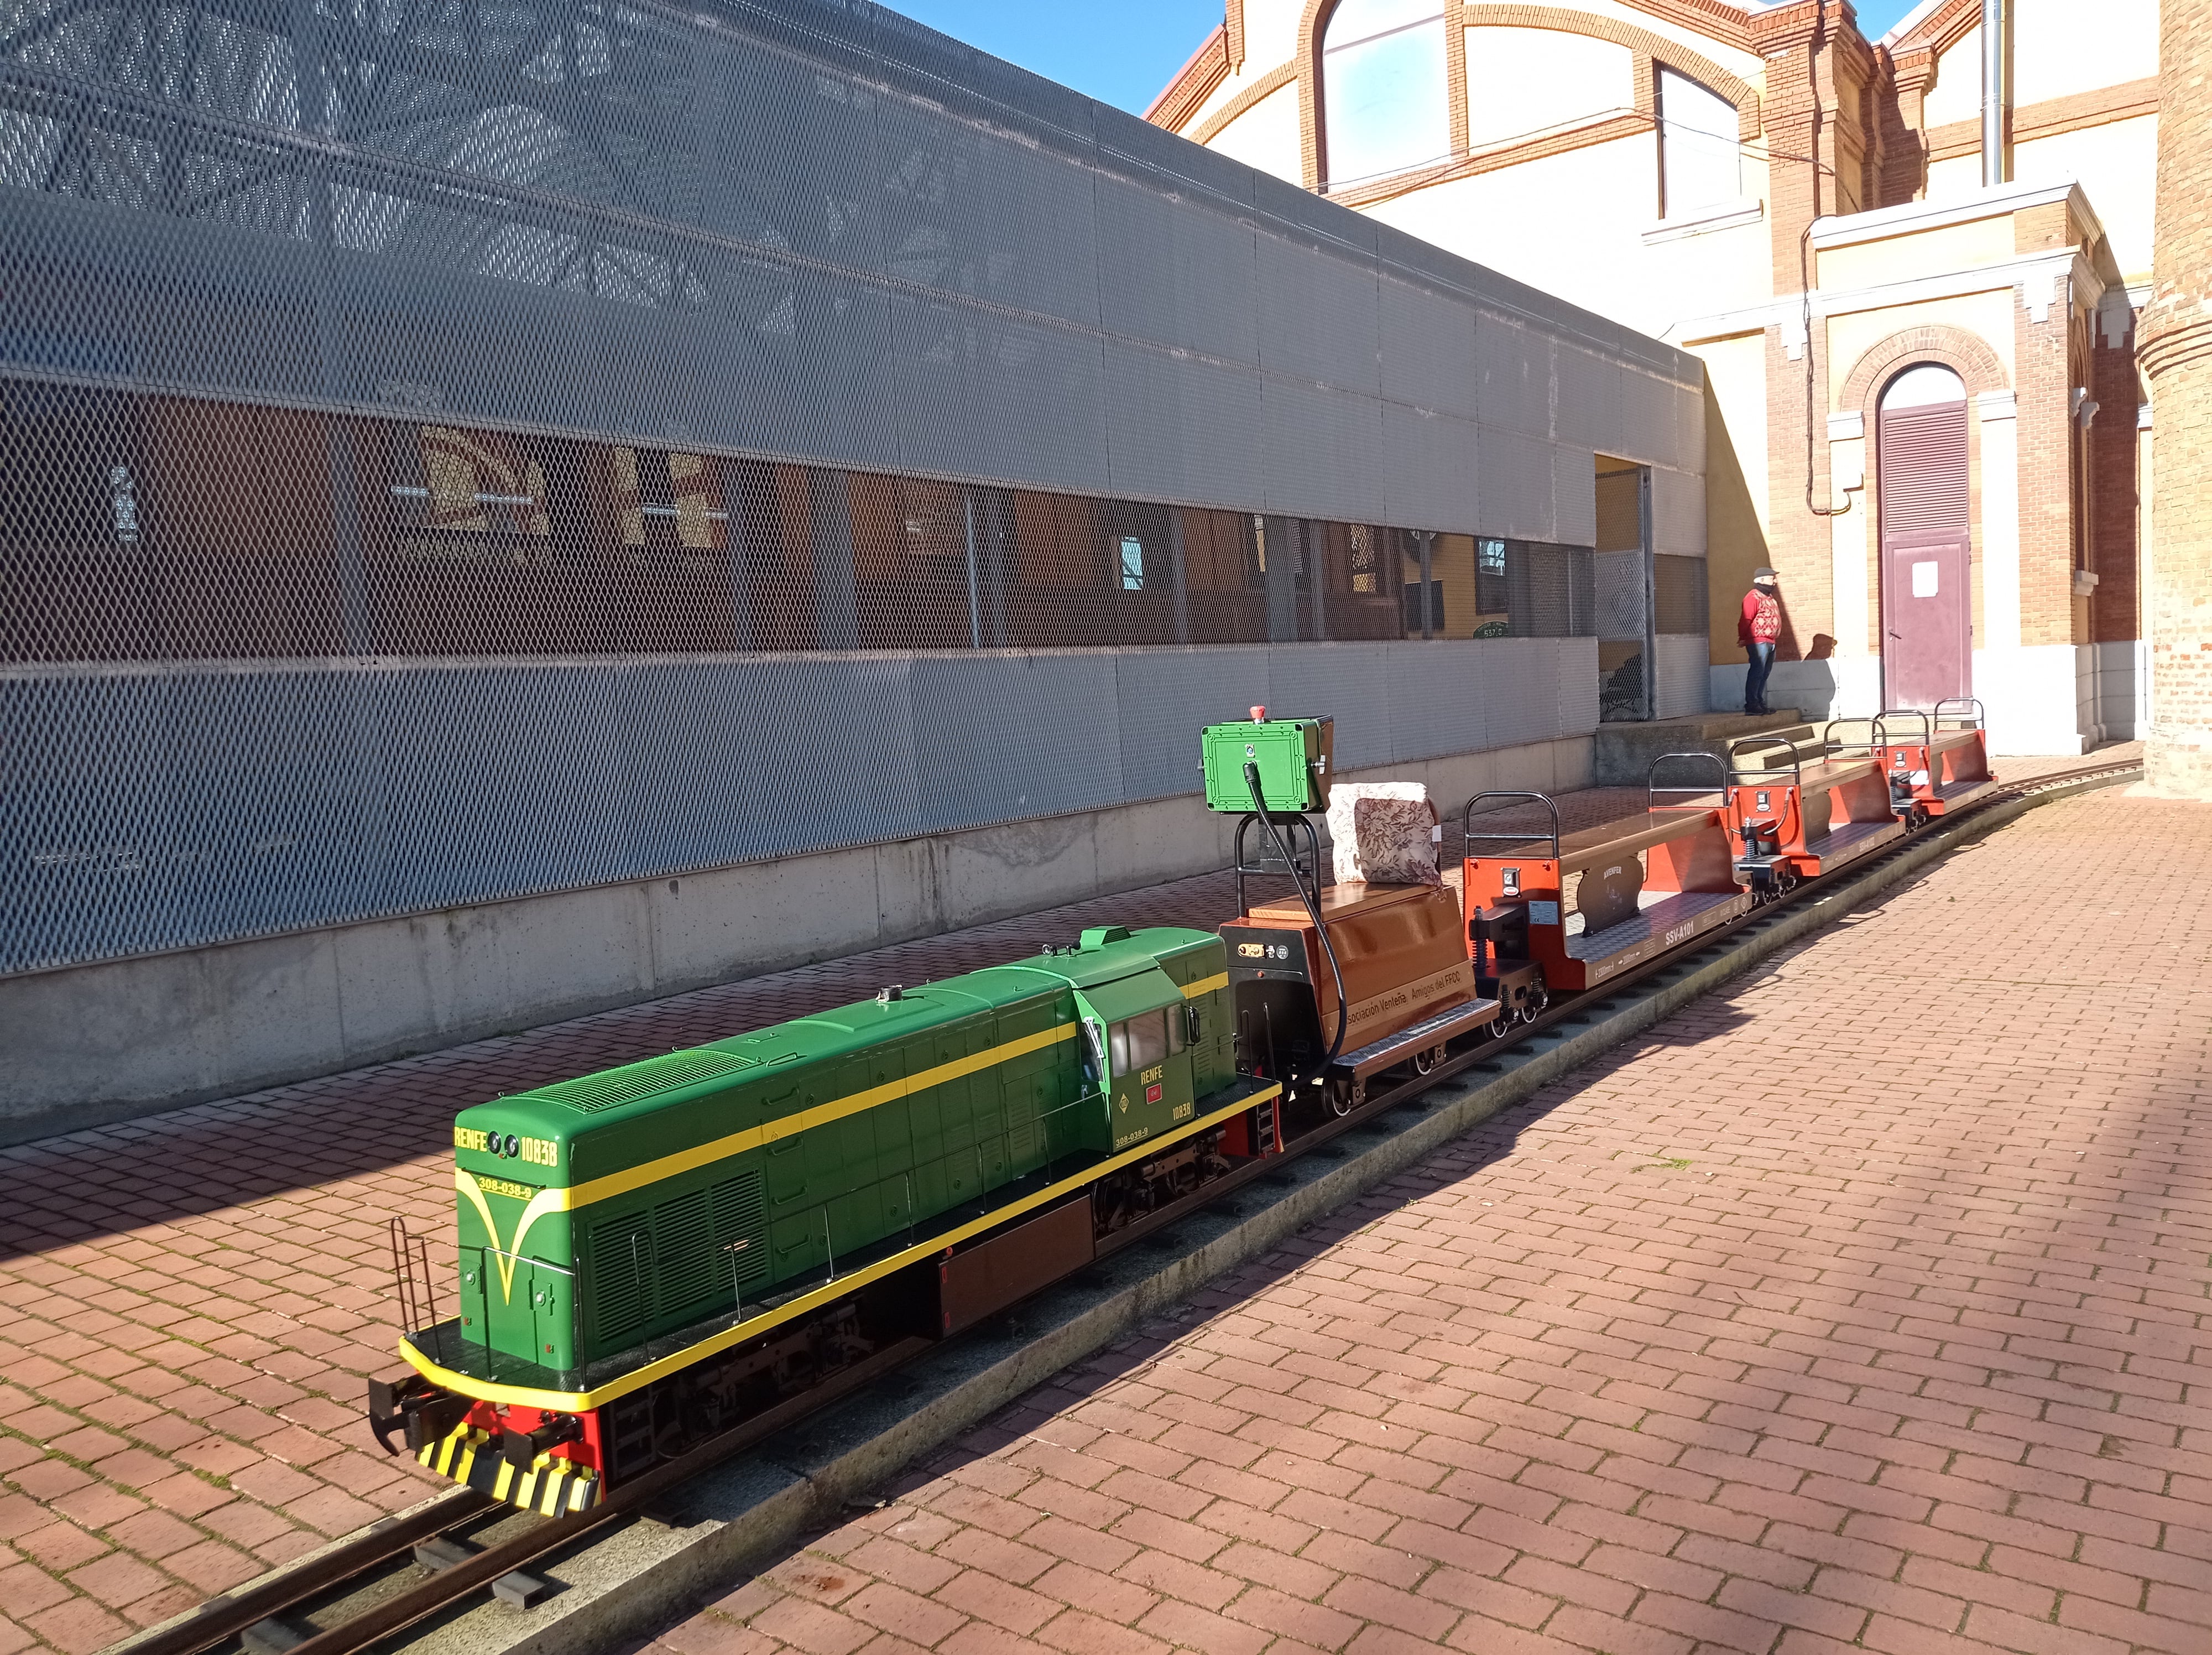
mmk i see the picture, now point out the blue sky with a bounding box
[890,0,1225,115]
[890,0,1927,116]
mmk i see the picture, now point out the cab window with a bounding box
[1110,1010,1177,1078]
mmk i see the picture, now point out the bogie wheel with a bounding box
[1525,985,1550,1020]
[1326,1078,1355,1117]
[1413,1045,1439,1075]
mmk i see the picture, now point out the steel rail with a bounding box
[122,752,2138,1655]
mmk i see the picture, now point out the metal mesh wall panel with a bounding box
[0,0,1704,975]
[1654,633,1712,718]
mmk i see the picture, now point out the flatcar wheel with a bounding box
[1413,1045,1439,1075]
[1326,1078,1354,1117]
[1525,985,1550,1021]
[1488,1007,1512,1040]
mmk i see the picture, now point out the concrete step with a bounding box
[1592,712,1808,787]
[1724,725,1825,770]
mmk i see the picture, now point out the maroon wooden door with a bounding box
[1877,396,1971,710]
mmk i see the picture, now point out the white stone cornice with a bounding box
[1806,179,2103,252]
[1666,248,2091,348]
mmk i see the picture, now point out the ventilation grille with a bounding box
[532,1051,759,1113]
[653,1189,717,1314]
[711,1171,770,1289]
[588,1212,654,1348]
[1879,403,1970,534]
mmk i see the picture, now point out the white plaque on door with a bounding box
[1911,561,1939,597]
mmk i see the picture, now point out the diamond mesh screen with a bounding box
[0,0,1700,976]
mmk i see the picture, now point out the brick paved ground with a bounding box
[630,777,2212,1655]
[0,757,2133,1655]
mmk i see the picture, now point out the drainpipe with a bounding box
[1980,0,2009,187]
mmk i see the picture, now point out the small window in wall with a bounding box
[1119,535,1145,590]
[1657,67,1739,217]
[1322,0,1448,188]
[1475,538,1508,613]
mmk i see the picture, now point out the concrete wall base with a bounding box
[0,735,1592,1142]
[1709,643,2141,753]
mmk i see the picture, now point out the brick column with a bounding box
[2138,0,2212,794]
[1881,48,1934,206]
[1755,2,1841,662]
[2089,299,2142,648]
[1754,2,1879,673]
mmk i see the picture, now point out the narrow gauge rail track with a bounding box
[120,754,2140,1655]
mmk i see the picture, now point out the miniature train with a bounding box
[369,702,1994,1513]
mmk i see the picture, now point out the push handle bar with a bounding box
[1871,707,1932,747]
[1725,736,1802,788]
[1460,790,1560,861]
[1933,697,1985,730]
[1647,751,1728,811]
[1822,717,1876,752]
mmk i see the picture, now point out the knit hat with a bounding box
[1751,568,1778,582]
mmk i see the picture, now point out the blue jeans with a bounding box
[1744,642,1775,714]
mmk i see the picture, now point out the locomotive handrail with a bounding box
[1933,697,1986,731]
[1871,707,1932,748]
[1647,751,1728,812]
[1726,735,1802,789]
[479,1246,576,1276]
[1460,790,1561,861]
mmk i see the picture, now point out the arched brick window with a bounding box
[1320,0,1448,187]
[1657,66,1739,215]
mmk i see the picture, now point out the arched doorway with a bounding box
[1877,364,1971,710]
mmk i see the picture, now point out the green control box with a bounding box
[1202,711,1334,814]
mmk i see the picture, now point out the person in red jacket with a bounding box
[1738,568,1781,715]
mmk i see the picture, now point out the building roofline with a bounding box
[1879,0,1950,48]
[1809,178,2102,250]
[1145,22,1229,126]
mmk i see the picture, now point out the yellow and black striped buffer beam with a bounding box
[418,1423,601,1515]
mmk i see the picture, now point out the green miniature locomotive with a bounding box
[374,924,1276,1511]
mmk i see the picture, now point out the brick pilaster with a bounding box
[2138,0,2212,793]
[2089,306,2142,645]
[2011,284,2077,649]
[1881,45,1934,205]
[1752,0,1876,659]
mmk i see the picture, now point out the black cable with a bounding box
[1245,760,1348,1069]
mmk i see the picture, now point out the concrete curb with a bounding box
[401,766,2136,1655]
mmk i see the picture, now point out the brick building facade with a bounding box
[1152,0,2161,753]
